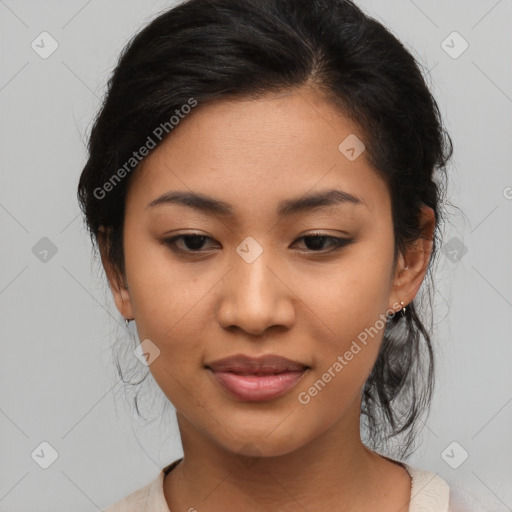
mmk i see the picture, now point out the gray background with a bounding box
[1,0,511,510]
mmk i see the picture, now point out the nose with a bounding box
[216,248,295,337]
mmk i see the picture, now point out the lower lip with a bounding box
[208,369,308,402]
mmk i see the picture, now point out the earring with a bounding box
[400,264,408,316]
[125,317,132,326]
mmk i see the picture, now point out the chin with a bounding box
[217,426,312,459]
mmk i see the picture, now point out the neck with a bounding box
[163,400,411,512]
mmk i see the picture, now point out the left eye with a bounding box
[293,233,353,252]
[163,233,352,255]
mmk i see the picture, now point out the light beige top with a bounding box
[102,456,483,512]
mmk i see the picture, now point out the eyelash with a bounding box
[162,233,353,256]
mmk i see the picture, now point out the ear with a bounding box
[388,205,436,314]
[98,226,134,321]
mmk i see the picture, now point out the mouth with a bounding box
[205,354,311,402]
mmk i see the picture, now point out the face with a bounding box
[102,86,433,458]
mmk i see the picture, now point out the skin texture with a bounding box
[100,86,435,512]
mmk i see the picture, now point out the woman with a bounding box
[77,0,481,510]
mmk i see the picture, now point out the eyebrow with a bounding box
[145,188,366,216]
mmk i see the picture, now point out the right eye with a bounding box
[163,234,219,254]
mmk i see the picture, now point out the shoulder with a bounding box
[102,479,155,512]
[402,462,488,512]
[402,463,451,511]
[102,475,161,512]
[102,459,182,512]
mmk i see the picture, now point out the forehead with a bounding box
[126,87,389,217]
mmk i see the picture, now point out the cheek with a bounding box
[296,249,393,341]
[292,248,393,400]
[122,245,218,412]
[123,228,213,340]
[293,304,386,430]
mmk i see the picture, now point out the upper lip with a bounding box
[205,354,310,374]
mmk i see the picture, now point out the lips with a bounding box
[205,354,310,402]
[205,354,309,374]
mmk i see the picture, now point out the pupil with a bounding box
[306,236,325,250]
[186,235,205,250]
